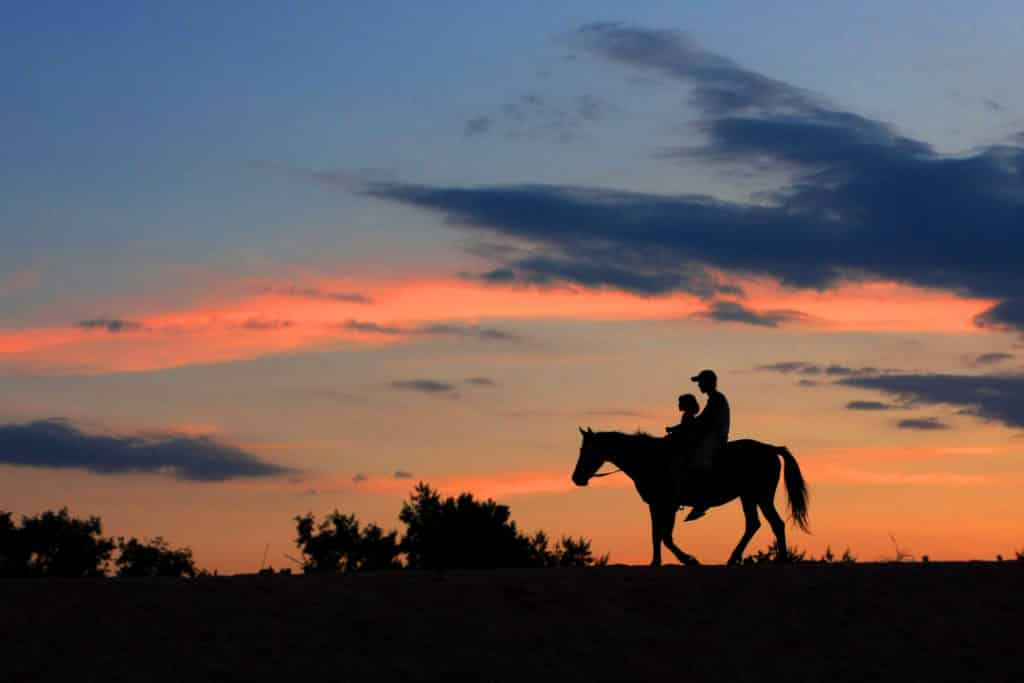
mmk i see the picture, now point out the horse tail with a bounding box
[777,446,810,533]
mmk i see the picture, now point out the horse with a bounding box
[571,428,809,566]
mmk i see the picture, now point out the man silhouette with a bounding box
[685,369,730,522]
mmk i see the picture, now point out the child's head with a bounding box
[677,393,699,415]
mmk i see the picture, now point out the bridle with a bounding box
[591,467,622,478]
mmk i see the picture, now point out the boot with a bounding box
[684,504,707,522]
[684,469,709,521]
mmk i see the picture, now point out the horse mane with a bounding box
[597,430,665,451]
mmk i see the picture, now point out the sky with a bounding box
[3,2,1024,572]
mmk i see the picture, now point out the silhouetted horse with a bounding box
[571,428,809,565]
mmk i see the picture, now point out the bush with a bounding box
[294,511,401,573]
[115,537,197,578]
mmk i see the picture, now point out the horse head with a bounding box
[572,427,604,486]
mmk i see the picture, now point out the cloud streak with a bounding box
[840,373,1024,429]
[77,318,143,333]
[0,419,294,481]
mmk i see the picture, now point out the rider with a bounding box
[666,393,700,500]
[685,369,730,522]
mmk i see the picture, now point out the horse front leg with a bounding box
[660,504,700,566]
[649,504,662,566]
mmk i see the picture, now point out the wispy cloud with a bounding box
[390,379,458,395]
[464,92,615,142]
[76,318,143,333]
[897,417,950,430]
[261,284,372,304]
[846,401,894,411]
[0,419,294,481]
[342,319,521,342]
[758,361,881,377]
[241,317,294,331]
[965,352,1014,368]
[691,301,807,327]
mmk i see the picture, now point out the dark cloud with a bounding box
[846,400,893,411]
[264,285,372,304]
[897,417,950,431]
[352,472,368,483]
[242,318,294,331]
[390,379,457,395]
[465,377,497,386]
[839,373,1024,429]
[691,301,806,327]
[797,379,819,387]
[358,25,1024,330]
[0,419,294,481]
[77,318,143,333]
[343,320,520,343]
[393,469,414,479]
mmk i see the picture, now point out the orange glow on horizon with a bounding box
[0,274,997,374]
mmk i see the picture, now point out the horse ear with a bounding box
[587,427,593,434]
[579,426,586,436]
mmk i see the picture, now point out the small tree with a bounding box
[295,511,400,573]
[0,511,28,577]
[115,537,197,578]
[17,508,115,577]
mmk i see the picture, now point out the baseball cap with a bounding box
[690,369,717,383]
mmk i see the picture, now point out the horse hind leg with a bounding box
[726,497,761,565]
[660,504,699,566]
[758,498,789,562]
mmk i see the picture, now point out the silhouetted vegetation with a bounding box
[115,537,197,578]
[742,544,856,565]
[294,511,401,573]
[293,483,608,573]
[1,508,203,578]
[397,483,608,570]
[0,508,115,577]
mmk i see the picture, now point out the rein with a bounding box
[591,467,622,478]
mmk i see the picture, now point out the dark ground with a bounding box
[3,563,1022,682]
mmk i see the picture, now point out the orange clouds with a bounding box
[0,274,997,374]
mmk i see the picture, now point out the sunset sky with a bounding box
[3,3,1024,572]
